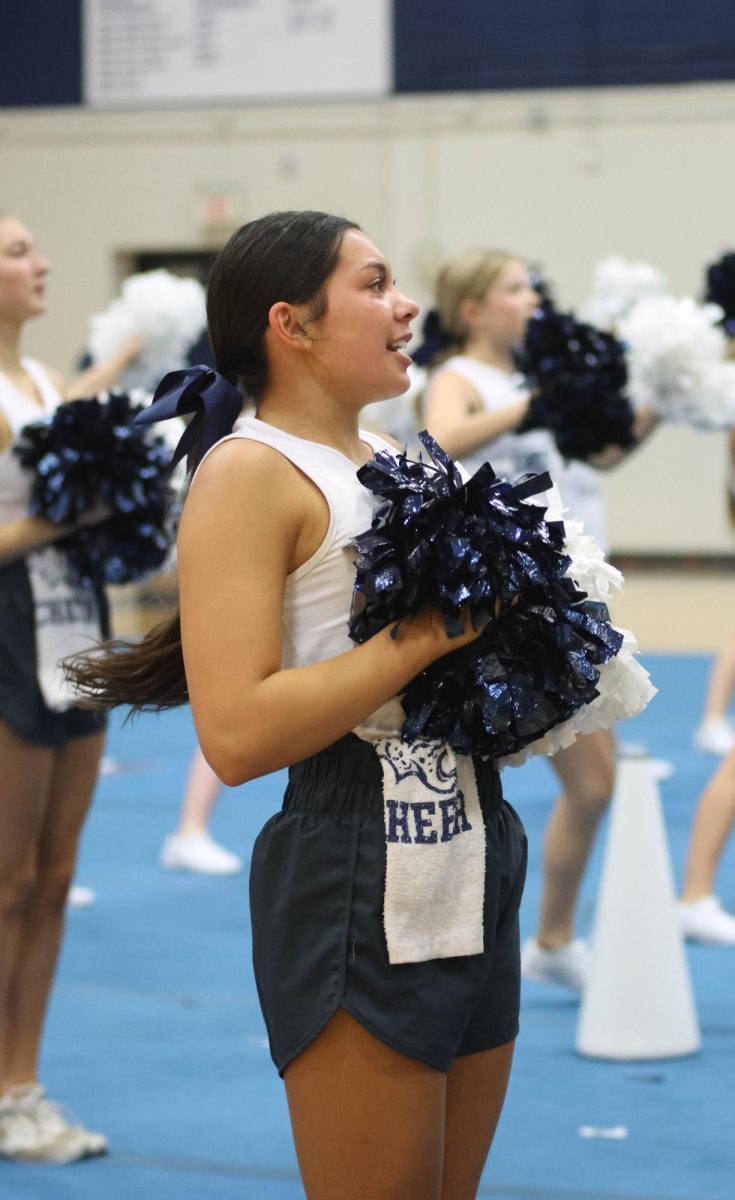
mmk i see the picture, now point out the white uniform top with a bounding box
[433,354,565,484]
[431,354,608,546]
[0,360,103,712]
[196,414,396,672]
[0,358,60,523]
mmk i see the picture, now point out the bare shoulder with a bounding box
[190,435,296,494]
[424,369,482,412]
[179,435,306,557]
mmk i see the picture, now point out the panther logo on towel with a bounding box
[379,738,458,795]
[379,738,473,848]
[378,734,486,963]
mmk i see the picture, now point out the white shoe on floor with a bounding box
[0,1086,107,1163]
[521,937,590,992]
[160,830,243,875]
[0,1094,43,1162]
[693,718,735,756]
[67,885,96,909]
[677,895,735,946]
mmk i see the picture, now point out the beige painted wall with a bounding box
[2,82,734,553]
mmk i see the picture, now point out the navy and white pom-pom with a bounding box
[14,391,176,586]
[705,252,735,338]
[349,433,633,758]
[517,298,636,461]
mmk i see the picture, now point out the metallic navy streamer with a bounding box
[14,391,177,586]
[350,431,624,756]
[133,364,244,465]
[516,295,635,460]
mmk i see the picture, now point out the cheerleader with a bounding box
[0,215,137,1162]
[678,259,735,942]
[678,746,735,945]
[422,249,623,992]
[69,211,529,1200]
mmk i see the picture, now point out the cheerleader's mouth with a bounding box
[387,335,413,367]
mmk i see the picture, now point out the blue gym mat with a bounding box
[3,654,733,1200]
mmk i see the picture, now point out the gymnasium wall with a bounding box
[1,6,734,555]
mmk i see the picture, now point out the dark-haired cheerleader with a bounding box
[68,212,528,1200]
[68,210,653,1198]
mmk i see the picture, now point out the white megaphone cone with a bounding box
[576,749,700,1060]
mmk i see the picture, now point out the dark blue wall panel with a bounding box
[2,2,735,108]
[2,1,82,107]
[395,0,735,92]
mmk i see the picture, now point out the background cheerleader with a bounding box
[676,250,735,945]
[692,253,735,755]
[84,270,242,876]
[0,213,138,1163]
[421,248,651,992]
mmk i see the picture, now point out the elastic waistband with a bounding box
[283,734,502,820]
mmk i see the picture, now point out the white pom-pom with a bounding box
[581,255,667,331]
[560,517,623,599]
[88,269,207,392]
[502,631,656,768]
[500,516,656,768]
[620,296,735,428]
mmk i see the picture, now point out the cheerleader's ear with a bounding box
[458,296,482,331]
[267,300,312,351]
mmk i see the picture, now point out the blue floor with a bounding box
[4,654,735,1200]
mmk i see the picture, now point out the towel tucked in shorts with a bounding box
[249,732,527,1076]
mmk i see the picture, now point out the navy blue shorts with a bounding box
[249,734,527,1076]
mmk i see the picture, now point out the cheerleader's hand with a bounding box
[395,602,489,667]
[586,443,626,470]
[117,332,145,366]
[74,503,114,530]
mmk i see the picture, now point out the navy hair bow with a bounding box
[133,364,243,466]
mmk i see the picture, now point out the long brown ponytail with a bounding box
[66,210,359,714]
[66,211,357,710]
[66,611,187,713]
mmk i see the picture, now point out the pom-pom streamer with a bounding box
[15,391,177,586]
[620,296,735,429]
[88,269,207,392]
[581,255,667,331]
[349,433,646,758]
[518,299,636,460]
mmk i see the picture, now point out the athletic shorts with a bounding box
[249,733,527,1076]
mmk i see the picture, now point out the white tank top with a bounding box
[196,414,397,672]
[432,355,611,539]
[432,354,565,486]
[0,358,61,523]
